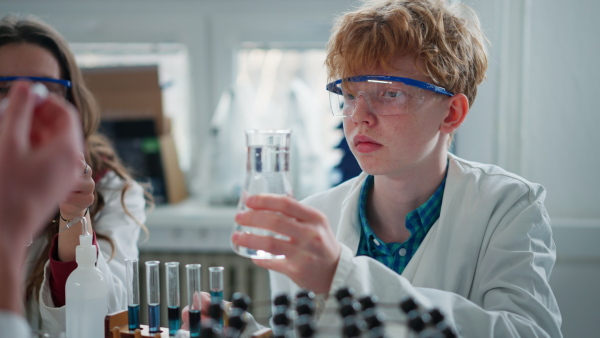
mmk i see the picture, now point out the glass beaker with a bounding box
[231,129,293,259]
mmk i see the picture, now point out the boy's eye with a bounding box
[383,90,407,99]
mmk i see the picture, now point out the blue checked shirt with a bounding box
[356,169,447,275]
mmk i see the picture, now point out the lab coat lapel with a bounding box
[404,155,482,298]
[335,172,368,252]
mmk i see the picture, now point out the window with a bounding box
[200,45,343,204]
[72,43,192,172]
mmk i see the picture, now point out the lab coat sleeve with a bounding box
[0,311,31,338]
[36,172,146,333]
[92,174,146,312]
[322,199,562,337]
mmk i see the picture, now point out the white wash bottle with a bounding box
[65,217,108,338]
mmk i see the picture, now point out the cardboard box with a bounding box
[84,66,187,204]
[159,133,188,204]
[82,65,169,135]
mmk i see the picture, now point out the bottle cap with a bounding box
[76,234,96,266]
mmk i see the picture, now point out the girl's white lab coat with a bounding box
[24,171,146,334]
[270,154,562,337]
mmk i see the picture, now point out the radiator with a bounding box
[137,251,272,326]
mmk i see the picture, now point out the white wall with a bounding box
[463,1,600,336]
[2,0,598,336]
[462,0,600,219]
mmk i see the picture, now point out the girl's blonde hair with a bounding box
[326,0,488,107]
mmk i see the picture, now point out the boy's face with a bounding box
[342,53,453,179]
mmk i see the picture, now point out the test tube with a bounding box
[166,262,181,337]
[146,260,161,333]
[186,264,202,338]
[126,258,140,331]
[209,266,224,303]
[209,266,224,326]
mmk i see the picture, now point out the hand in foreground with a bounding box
[231,194,341,295]
[0,81,83,245]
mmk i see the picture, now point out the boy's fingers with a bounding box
[231,231,290,256]
[252,258,290,275]
[235,210,302,239]
[246,194,325,223]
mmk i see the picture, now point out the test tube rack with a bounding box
[105,310,169,338]
[104,309,273,338]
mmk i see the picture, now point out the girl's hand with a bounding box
[181,292,212,330]
[58,154,94,221]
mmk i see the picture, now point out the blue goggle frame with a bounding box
[326,75,453,97]
[0,76,72,88]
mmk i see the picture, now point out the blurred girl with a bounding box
[0,15,151,334]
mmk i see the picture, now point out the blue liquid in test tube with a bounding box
[166,262,181,336]
[186,264,202,338]
[168,306,180,336]
[209,266,225,326]
[126,258,140,331]
[148,303,161,333]
[189,310,201,337]
[127,304,140,331]
[210,290,223,303]
[146,261,161,333]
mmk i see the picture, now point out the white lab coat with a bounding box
[24,171,146,335]
[269,154,562,337]
[0,311,30,338]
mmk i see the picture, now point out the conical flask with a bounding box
[231,129,292,259]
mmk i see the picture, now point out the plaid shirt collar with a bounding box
[358,167,448,255]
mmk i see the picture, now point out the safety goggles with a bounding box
[326,75,453,117]
[0,76,71,99]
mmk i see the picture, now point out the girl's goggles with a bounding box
[0,76,71,99]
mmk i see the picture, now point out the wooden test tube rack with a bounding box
[104,310,169,338]
[104,310,273,338]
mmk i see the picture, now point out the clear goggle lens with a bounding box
[327,76,453,117]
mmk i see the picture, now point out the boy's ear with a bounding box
[440,93,469,134]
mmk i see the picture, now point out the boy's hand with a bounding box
[231,194,341,295]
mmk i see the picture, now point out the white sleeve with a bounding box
[93,175,146,313]
[0,311,31,338]
[37,173,146,331]
[319,200,562,338]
